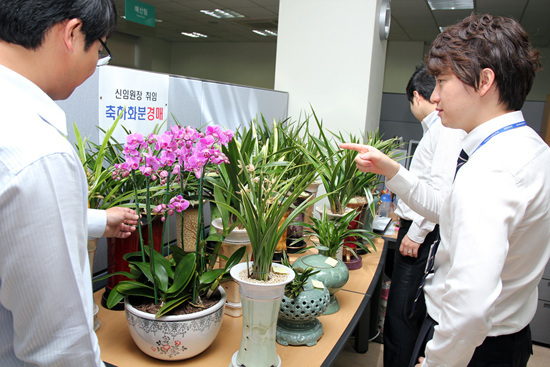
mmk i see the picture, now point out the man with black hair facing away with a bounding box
[0,1,118,365]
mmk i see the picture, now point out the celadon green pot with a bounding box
[291,246,349,315]
[276,281,330,346]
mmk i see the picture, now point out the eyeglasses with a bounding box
[97,39,112,66]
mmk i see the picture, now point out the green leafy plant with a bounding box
[280,252,320,299]
[106,244,245,317]
[212,132,326,282]
[301,109,401,214]
[297,207,377,259]
[73,115,132,209]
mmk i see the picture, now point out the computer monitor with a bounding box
[406,140,420,169]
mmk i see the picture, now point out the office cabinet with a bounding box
[531,261,550,345]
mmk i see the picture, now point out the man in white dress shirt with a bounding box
[384,65,465,367]
[0,1,118,366]
[341,14,549,367]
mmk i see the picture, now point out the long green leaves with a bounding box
[73,111,136,209]
[304,109,402,214]
[213,135,327,281]
[297,208,376,259]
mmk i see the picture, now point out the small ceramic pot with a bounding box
[277,282,330,346]
[292,246,349,315]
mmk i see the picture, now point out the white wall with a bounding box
[108,32,138,69]
[275,0,387,135]
[170,42,277,90]
[383,41,426,94]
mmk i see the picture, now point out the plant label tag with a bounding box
[325,257,338,267]
[273,266,288,274]
[312,280,325,289]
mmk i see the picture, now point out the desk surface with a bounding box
[95,237,385,367]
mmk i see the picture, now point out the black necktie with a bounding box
[454,149,469,179]
[409,149,469,318]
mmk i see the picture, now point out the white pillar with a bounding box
[275,0,388,136]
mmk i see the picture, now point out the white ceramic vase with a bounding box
[230,262,295,367]
[124,286,226,360]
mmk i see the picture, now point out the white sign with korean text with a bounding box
[98,65,169,143]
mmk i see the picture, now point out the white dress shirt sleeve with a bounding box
[88,208,107,238]
[387,166,442,224]
[395,115,464,244]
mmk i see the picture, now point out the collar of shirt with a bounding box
[461,111,525,157]
[420,110,440,134]
[0,64,67,136]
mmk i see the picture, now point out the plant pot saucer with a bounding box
[344,256,363,271]
[286,239,306,253]
[277,319,324,346]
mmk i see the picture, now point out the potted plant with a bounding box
[101,124,245,360]
[214,132,326,367]
[276,253,330,346]
[206,121,264,316]
[292,207,376,314]
[303,111,399,216]
[276,114,323,251]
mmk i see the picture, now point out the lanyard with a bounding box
[471,121,526,156]
[40,115,68,139]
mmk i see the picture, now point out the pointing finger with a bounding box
[339,143,370,153]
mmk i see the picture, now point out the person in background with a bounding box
[383,64,465,367]
[0,1,117,366]
[341,13,549,367]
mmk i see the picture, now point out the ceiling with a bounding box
[112,0,550,48]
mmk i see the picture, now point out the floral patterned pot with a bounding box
[124,286,225,360]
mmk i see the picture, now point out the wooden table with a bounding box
[95,237,387,367]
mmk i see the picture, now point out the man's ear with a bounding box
[478,68,496,96]
[412,90,421,105]
[61,18,84,53]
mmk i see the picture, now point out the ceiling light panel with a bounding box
[427,0,473,10]
[252,29,277,37]
[181,32,208,38]
[200,9,245,19]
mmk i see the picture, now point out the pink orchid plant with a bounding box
[105,124,246,316]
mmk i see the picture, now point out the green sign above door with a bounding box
[125,0,156,28]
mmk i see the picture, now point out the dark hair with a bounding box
[0,0,117,51]
[426,13,541,111]
[406,64,436,103]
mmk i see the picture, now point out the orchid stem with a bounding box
[131,171,145,263]
[146,181,158,305]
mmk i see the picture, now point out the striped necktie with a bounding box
[409,149,469,318]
